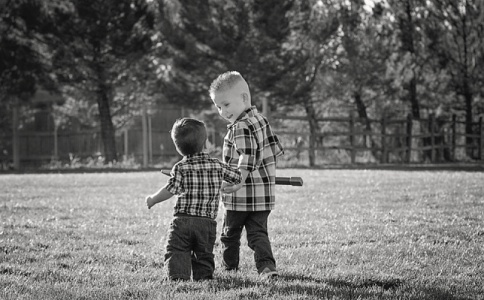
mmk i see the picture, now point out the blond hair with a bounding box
[209,71,249,100]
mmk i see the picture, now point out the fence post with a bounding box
[429,114,435,162]
[451,114,456,161]
[349,111,355,164]
[406,113,413,163]
[148,114,153,164]
[381,115,387,163]
[123,128,128,160]
[53,125,58,160]
[142,105,148,167]
[479,116,483,160]
[439,120,444,162]
[12,98,20,170]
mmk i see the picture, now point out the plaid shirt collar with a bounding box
[182,152,210,161]
[227,106,258,130]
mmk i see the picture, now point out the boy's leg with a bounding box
[191,218,217,280]
[220,210,248,271]
[164,217,192,280]
[245,211,277,273]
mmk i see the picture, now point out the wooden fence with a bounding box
[273,113,484,165]
[2,111,483,169]
[1,104,186,169]
[0,127,221,169]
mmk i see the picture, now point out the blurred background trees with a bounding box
[1,0,483,166]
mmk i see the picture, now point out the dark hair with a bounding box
[170,118,207,156]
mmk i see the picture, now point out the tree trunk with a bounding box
[353,91,379,159]
[96,71,118,163]
[303,99,319,167]
[12,98,20,170]
[409,77,420,119]
[401,0,420,120]
[461,7,473,158]
[464,80,473,157]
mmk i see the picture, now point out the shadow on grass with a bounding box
[323,277,402,291]
[301,163,484,173]
[209,273,471,300]
[275,273,403,299]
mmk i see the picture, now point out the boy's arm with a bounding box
[146,185,174,209]
[238,164,250,183]
[221,158,250,194]
[222,122,259,194]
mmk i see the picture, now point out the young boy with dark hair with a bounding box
[146,118,242,281]
[209,71,284,278]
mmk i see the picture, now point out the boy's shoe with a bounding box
[259,267,278,278]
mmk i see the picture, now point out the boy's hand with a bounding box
[221,182,243,194]
[146,196,156,209]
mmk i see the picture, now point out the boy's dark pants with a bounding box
[164,215,216,280]
[221,210,276,273]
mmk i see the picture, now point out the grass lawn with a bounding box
[1,169,483,299]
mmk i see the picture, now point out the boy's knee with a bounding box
[164,251,191,279]
[221,226,243,238]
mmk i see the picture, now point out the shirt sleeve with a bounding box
[165,164,185,195]
[273,134,285,158]
[222,163,242,184]
[233,123,259,172]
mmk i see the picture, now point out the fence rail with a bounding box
[2,112,483,169]
[1,127,221,169]
[273,113,484,165]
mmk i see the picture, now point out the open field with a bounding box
[1,169,483,299]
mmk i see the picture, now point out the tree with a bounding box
[426,0,484,155]
[157,0,343,166]
[392,0,422,119]
[0,0,61,104]
[337,0,392,159]
[0,0,65,169]
[156,0,249,109]
[155,0,294,110]
[50,0,157,163]
[269,1,340,166]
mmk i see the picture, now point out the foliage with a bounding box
[1,170,483,299]
[155,0,294,110]
[155,0,484,155]
[0,0,59,102]
[0,0,161,164]
[423,0,484,148]
[48,0,158,162]
[2,0,484,166]
[40,153,141,170]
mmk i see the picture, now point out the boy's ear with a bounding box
[242,93,249,103]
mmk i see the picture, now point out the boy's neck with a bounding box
[184,152,207,158]
[233,105,255,121]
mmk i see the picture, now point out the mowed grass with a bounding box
[1,169,483,300]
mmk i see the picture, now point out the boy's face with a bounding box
[212,88,249,124]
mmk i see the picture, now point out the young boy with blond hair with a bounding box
[209,71,284,277]
[146,118,242,281]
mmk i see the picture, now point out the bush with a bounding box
[40,153,141,170]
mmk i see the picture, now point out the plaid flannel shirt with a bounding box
[222,106,284,211]
[165,153,242,219]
